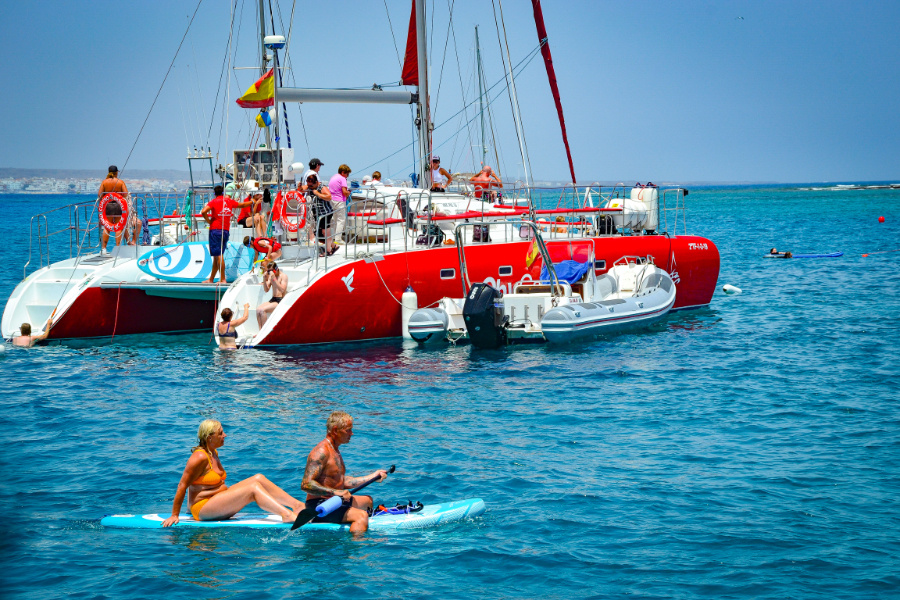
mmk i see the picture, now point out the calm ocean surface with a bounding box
[0,186,898,599]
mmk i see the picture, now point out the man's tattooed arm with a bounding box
[301,447,339,496]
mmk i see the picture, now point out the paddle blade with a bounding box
[290,507,318,531]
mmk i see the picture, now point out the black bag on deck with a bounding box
[472,224,491,243]
[416,223,444,247]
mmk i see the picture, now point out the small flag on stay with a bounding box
[255,108,275,128]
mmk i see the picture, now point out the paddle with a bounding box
[291,465,395,531]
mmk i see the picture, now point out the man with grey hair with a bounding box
[301,411,388,534]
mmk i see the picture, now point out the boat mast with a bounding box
[476,26,487,169]
[497,0,531,191]
[259,0,272,150]
[415,0,430,190]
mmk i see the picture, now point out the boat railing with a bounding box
[660,188,688,236]
[454,219,562,298]
[24,200,100,279]
[22,192,204,279]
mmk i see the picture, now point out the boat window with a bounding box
[498,266,513,276]
[440,268,455,279]
[594,260,606,271]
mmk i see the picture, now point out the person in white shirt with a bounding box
[302,158,324,191]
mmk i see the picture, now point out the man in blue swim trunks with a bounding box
[301,411,389,534]
[201,185,254,283]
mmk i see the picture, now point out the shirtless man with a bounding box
[11,318,53,347]
[301,411,388,534]
[256,260,288,327]
[469,166,502,199]
[98,165,130,250]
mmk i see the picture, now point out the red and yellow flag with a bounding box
[525,237,540,268]
[236,69,275,108]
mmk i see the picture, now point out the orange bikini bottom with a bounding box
[190,498,210,520]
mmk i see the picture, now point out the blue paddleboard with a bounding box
[101,498,485,531]
[137,241,252,283]
[763,252,843,259]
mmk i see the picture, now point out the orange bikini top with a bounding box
[192,448,227,486]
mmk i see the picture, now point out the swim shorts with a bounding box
[307,497,350,524]
[209,229,229,257]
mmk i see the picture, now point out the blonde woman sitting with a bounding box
[162,420,305,526]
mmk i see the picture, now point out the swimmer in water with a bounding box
[769,248,793,258]
[217,304,250,349]
[162,420,305,527]
[11,317,53,348]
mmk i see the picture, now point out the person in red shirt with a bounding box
[201,185,253,283]
[236,191,266,237]
[243,235,282,264]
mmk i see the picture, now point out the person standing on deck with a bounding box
[97,165,131,250]
[301,411,388,534]
[302,158,325,191]
[201,185,253,284]
[430,156,452,192]
[328,164,352,244]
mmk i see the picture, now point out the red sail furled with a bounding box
[401,0,418,85]
[531,0,576,184]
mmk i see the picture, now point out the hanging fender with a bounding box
[99,193,128,233]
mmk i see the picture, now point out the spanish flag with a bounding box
[236,69,275,108]
[525,237,540,268]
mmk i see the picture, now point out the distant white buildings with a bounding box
[0,177,189,194]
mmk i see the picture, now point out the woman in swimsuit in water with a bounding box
[162,420,305,526]
[217,304,250,349]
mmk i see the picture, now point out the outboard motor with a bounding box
[463,282,507,349]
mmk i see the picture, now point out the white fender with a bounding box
[401,286,418,339]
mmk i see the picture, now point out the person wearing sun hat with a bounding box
[430,155,452,192]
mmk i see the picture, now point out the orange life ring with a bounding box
[99,193,128,233]
[280,190,306,232]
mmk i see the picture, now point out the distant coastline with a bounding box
[0,167,897,195]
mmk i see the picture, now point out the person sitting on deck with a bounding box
[369,171,386,187]
[469,166,502,199]
[257,260,288,328]
[243,236,283,265]
[236,190,266,237]
[217,304,250,350]
[161,420,305,526]
[12,318,53,348]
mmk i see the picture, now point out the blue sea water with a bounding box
[0,186,898,599]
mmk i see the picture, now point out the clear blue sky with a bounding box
[2,0,898,183]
